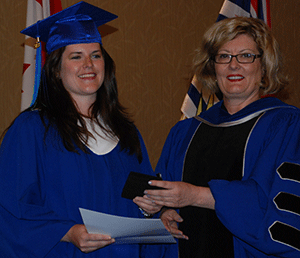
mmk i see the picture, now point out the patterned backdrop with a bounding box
[0,0,299,168]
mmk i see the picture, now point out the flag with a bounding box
[21,0,62,111]
[217,0,271,27]
[180,0,271,119]
[180,75,220,120]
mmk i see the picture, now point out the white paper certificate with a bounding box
[79,208,176,244]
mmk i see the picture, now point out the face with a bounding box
[214,34,262,106]
[59,43,105,107]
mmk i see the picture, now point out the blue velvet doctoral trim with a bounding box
[199,97,290,125]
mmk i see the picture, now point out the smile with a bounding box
[227,75,244,81]
[79,73,96,78]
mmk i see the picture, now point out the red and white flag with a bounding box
[21,0,62,111]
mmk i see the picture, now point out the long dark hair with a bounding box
[18,44,142,162]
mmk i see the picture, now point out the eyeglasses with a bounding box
[213,53,262,64]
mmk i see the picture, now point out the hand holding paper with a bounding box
[61,224,115,253]
[79,208,176,244]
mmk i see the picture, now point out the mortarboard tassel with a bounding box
[31,20,42,106]
[31,36,41,106]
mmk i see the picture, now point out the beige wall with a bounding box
[0,0,299,168]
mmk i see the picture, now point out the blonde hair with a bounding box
[193,17,288,95]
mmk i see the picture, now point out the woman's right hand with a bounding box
[61,224,115,253]
[160,209,188,240]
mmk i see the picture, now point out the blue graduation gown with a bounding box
[155,97,300,257]
[0,110,165,257]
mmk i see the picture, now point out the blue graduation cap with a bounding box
[21,1,118,53]
[20,1,117,106]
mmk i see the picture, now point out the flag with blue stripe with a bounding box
[217,0,271,27]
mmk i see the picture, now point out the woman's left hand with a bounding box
[160,208,188,240]
[133,195,163,215]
